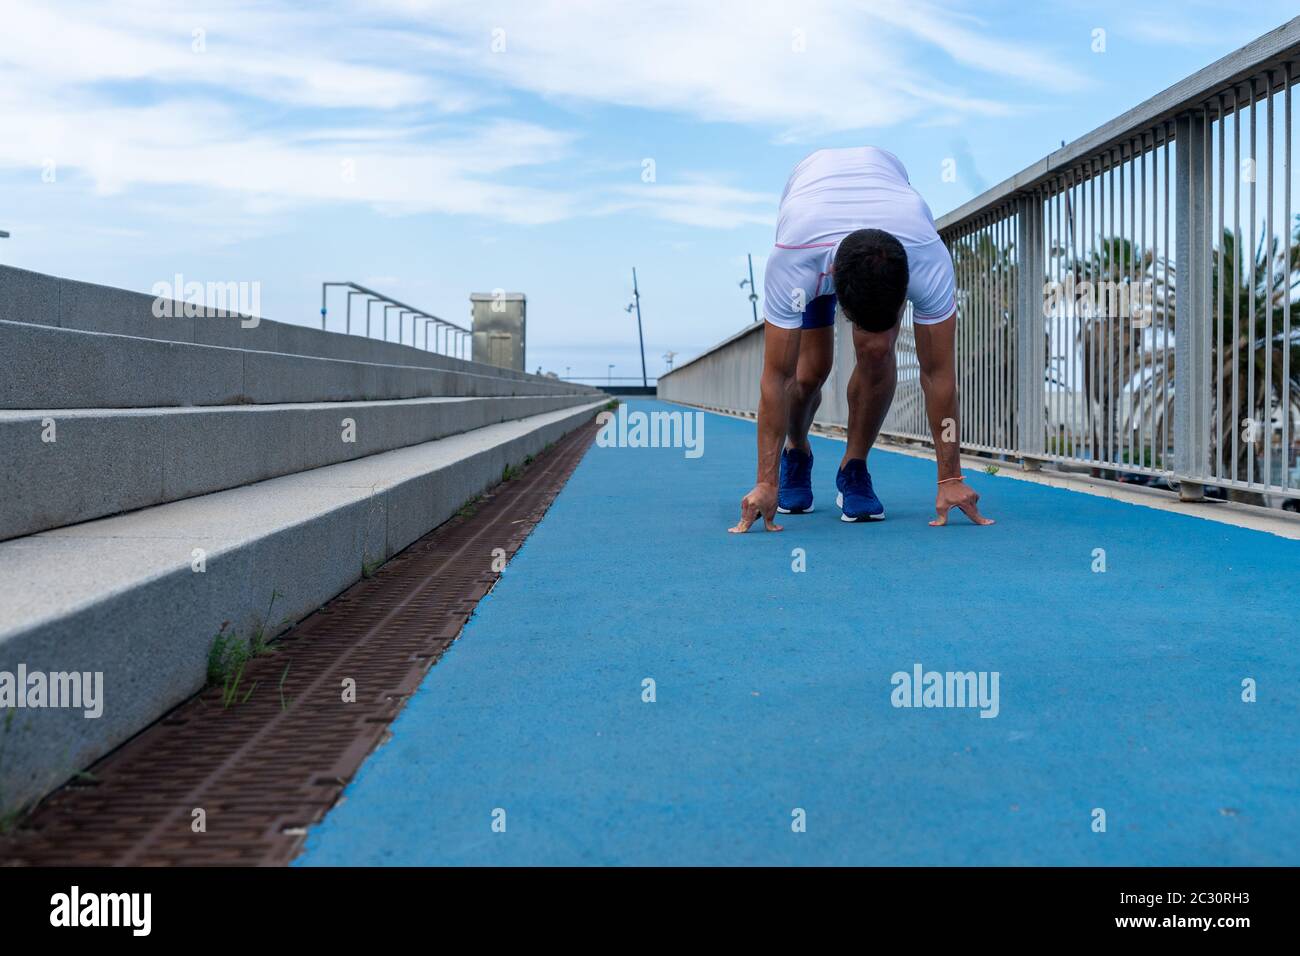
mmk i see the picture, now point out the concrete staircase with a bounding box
[0,266,606,815]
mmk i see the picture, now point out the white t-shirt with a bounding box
[762,147,956,329]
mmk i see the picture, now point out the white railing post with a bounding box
[1016,193,1047,468]
[1174,111,1211,500]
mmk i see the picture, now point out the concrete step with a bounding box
[0,399,604,815]
[0,320,590,409]
[0,265,598,392]
[1,394,598,541]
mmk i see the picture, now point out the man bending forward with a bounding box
[729,146,993,533]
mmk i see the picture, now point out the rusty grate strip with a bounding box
[1,418,601,866]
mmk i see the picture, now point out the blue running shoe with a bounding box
[777,447,814,514]
[835,459,885,522]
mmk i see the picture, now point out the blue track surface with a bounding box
[298,400,1300,865]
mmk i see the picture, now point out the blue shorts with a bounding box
[802,294,837,330]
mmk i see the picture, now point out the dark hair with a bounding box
[833,228,909,332]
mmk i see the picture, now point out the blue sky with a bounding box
[1,0,1296,379]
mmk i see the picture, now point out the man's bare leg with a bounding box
[784,325,834,453]
[840,323,899,470]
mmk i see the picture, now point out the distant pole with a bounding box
[631,268,648,387]
[608,363,615,385]
[747,253,758,322]
[740,253,759,322]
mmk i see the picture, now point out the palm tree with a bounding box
[1115,221,1300,502]
[1206,222,1300,498]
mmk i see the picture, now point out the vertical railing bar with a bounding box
[1107,147,1116,468]
[980,215,986,449]
[1127,138,1136,472]
[958,226,967,448]
[1217,94,1227,481]
[1008,207,1015,451]
[955,225,964,444]
[1175,108,1210,497]
[1087,161,1097,464]
[1088,157,1098,464]
[1233,86,1242,484]
[1070,168,1081,464]
[1170,122,1180,476]
[985,214,993,448]
[1006,206,1013,451]
[1049,183,1060,459]
[1285,62,1293,492]
[998,209,1004,450]
[1103,148,1112,468]
[1203,105,1215,489]
[1055,180,1066,468]
[1265,69,1275,492]
[982,215,990,447]
[998,211,1006,450]
[1055,177,1064,463]
[968,222,975,447]
[1249,77,1258,487]
[1141,133,1151,472]
[1006,208,1012,451]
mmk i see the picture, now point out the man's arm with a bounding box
[728,322,801,533]
[912,314,994,527]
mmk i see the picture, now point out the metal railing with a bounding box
[320,282,471,360]
[660,18,1300,505]
[562,375,660,386]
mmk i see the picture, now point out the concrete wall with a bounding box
[0,265,592,393]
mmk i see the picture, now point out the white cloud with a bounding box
[0,0,1083,227]
[404,0,1059,136]
[597,181,776,229]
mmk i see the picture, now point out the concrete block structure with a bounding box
[0,265,604,814]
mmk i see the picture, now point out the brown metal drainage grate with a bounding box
[1,417,601,866]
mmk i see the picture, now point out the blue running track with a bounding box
[298,400,1300,865]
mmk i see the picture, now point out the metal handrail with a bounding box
[320,281,471,359]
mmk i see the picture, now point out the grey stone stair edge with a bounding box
[0,265,600,391]
[0,320,596,409]
[0,399,605,815]
[0,393,597,542]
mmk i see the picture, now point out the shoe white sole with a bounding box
[776,504,814,514]
[836,492,885,522]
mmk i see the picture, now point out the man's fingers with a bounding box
[728,496,758,534]
[730,494,784,533]
[958,499,995,525]
[728,511,755,534]
[928,506,950,527]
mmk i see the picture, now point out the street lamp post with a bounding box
[608,364,615,385]
[627,268,648,387]
[739,253,759,323]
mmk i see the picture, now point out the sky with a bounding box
[1,0,1296,380]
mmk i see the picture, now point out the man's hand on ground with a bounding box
[729,483,783,533]
[930,479,994,527]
